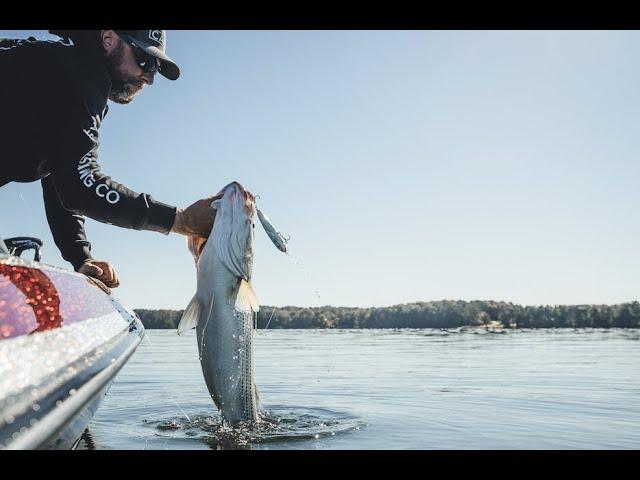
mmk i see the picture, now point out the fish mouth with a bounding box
[189,182,255,264]
[219,181,255,218]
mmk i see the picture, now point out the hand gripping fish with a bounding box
[177,182,287,425]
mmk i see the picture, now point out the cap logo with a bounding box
[149,30,164,46]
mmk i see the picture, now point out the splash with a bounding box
[144,405,366,450]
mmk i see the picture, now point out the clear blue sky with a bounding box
[1,30,639,309]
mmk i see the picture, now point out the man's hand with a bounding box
[77,260,120,288]
[171,195,222,238]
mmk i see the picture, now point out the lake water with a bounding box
[79,328,640,450]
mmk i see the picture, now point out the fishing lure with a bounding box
[256,206,289,254]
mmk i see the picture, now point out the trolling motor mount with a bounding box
[4,237,44,262]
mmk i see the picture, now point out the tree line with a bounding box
[134,300,640,329]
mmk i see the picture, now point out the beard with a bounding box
[105,41,146,104]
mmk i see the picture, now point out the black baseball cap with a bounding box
[114,30,180,80]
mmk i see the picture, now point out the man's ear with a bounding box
[100,30,119,54]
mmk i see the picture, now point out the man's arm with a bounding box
[49,112,178,234]
[43,175,122,288]
[41,175,93,270]
[48,96,217,256]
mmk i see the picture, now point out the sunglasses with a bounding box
[121,37,161,75]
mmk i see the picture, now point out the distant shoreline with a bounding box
[135,300,640,329]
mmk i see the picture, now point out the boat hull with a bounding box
[0,255,145,449]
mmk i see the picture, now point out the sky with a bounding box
[1,30,639,310]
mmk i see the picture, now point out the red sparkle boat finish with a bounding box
[0,263,116,338]
[0,254,145,449]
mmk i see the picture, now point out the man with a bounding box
[0,30,216,288]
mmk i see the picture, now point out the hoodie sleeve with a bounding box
[41,175,93,270]
[48,100,178,235]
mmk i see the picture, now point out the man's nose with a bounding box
[142,72,155,85]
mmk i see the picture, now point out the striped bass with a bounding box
[178,181,260,424]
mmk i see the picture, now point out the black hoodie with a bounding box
[0,35,177,269]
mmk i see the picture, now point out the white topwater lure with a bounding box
[256,206,289,254]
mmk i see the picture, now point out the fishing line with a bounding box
[254,197,323,306]
[283,253,322,301]
[199,296,216,360]
[142,333,192,423]
[264,308,276,330]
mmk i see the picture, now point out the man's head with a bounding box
[99,30,180,104]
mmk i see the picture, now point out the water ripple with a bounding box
[143,405,366,449]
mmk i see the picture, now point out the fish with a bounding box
[177,181,261,424]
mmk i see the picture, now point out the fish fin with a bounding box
[235,279,260,313]
[177,295,203,334]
